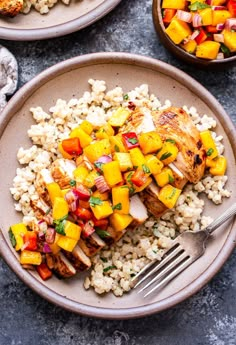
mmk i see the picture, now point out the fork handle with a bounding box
[206,203,236,234]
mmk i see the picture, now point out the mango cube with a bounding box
[46,182,62,205]
[162,0,186,10]
[113,152,133,172]
[108,107,130,127]
[110,135,127,153]
[165,18,192,45]
[196,41,221,60]
[200,130,218,159]
[109,213,133,232]
[129,148,146,168]
[84,139,111,163]
[112,186,130,214]
[52,197,69,220]
[70,127,92,148]
[145,155,163,175]
[9,223,27,251]
[139,131,163,154]
[154,167,174,187]
[90,200,113,220]
[209,156,227,176]
[158,184,182,209]
[103,161,123,187]
[157,141,178,165]
[64,221,81,241]
[57,236,78,252]
[20,250,42,265]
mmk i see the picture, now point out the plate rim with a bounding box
[0,0,122,41]
[0,52,236,319]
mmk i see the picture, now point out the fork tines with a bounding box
[132,242,192,297]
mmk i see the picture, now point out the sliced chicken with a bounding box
[78,233,106,257]
[63,245,91,272]
[30,198,51,220]
[168,163,188,190]
[35,169,54,205]
[46,252,76,278]
[140,182,168,219]
[0,0,23,17]
[50,158,76,189]
[152,107,206,183]
[129,194,148,227]
[97,226,126,246]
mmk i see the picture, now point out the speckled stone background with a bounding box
[0,0,236,344]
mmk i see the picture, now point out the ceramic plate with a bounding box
[0,0,121,41]
[0,52,235,319]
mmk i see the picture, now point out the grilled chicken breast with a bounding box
[35,169,54,205]
[63,245,92,272]
[50,158,76,189]
[0,0,23,17]
[78,233,106,257]
[152,107,206,183]
[46,252,76,278]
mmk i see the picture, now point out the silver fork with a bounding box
[132,203,236,297]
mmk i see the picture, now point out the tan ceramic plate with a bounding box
[0,53,236,319]
[0,0,121,41]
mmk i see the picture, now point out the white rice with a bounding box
[22,0,71,14]
[10,79,231,296]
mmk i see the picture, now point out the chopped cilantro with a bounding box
[220,43,231,57]
[69,179,76,187]
[168,174,174,183]
[103,265,117,273]
[8,228,16,248]
[53,215,68,236]
[206,148,214,156]
[100,257,108,263]
[142,164,150,174]
[189,1,210,11]
[112,203,122,210]
[127,137,138,145]
[114,144,120,152]
[166,138,176,144]
[96,229,111,238]
[89,196,103,207]
[160,152,172,161]
[123,94,129,100]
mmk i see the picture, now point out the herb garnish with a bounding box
[123,94,129,100]
[53,215,68,236]
[189,1,210,11]
[127,137,138,145]
[166,138,176,144]
[206,148,214,156]
[89,196,103,207]
[69,179,76,187]
[142,164,150,174]
[103,265,117,272]
[96,229,112,238]
[8,228,16,248]
[100,257,108,263]
[168,174,174,183]
[112,203,122,210]
[160,152,172,161]
[114,145,120,152]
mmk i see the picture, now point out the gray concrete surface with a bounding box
[0,0,235,344]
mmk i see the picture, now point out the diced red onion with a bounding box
[38,220,47,233]
[38,231,46,241]
[213,34,224,43]
[96,155,112,164]
[176,10,192,23]
[212,6,226,10]
[95,176,110,193]
[225,18,236,31]
[45,227,56,244]
[216,52,225,60]
[73,184,91,201]
[192,14,202,28]
[216,23,225,31]
[206,0,213,4]
[191,30,200,40]
[43,242,52,253]
[65,189,79,212]
[82,220,95,238]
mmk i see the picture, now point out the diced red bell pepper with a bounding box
[62,138,82,156]
[122,132,140,150]
[206,25,218,33]
[228,0,236,16]
[82,220,95,238]
[92,216,109,230]
[162,8,176,25]
[23,232,37,251]
[74,206,93,221]
[36,262,52,281]
[195,28,208,45]
[73,184,91,201]
[131,169,149,187]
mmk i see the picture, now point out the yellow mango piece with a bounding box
[73,166,89,183]
[181,40,197,54]
[64,221,81,241]
[90,200,113,220]
[92,190,109,201]
[165,18,192,45]
[52,197,69,220]
[112,186,130,214]
[20,250,42,265]
[196,41,220,60]
[58,142,73,160]
[83,170,99,188]
[61,188,70,197]
[145,155,163,175]
[113,152,133,172]
[108,107,130,127]
[49,234,61,254]
[212,10,230,26]
[139,131,163,154]
[206,157,217,168]
[79,120,93,135]
[199,8,213,26]
[129,147,146,168]
[200,130,218,159]
[103,161,123,187]
[153,167,174,187]
[110,135,127,153]
[209,156,227,176]
[9,223,27,251]
[46,182,62,205]
[57,236,78,252]
[212,0,227,4]
[70,127,92,148]
[96,123,115,140]
[84,139,111,163]
[109,213,133,232]
[135,176,153,192]
[158,184,182,209]
[123,171,152,193]
[157,141,178,165]
[223,30,236,52]
[162,0,186,9]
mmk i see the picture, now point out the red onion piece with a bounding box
[216,23,225,30]
[38,221,47,233]
[82,220,95,238]
[212,6,226,10]
[176,10,192,23]
[38,231,46,241]
[225,18,236,31]
[95,176,110,193]
[192,14,202,28]
[43,243,52,253]
[213,33,224,43]
[65,189,79,211]
[96,155,112,164]
[191,30,200,40]
[206,0,212,4]
[73,184,91,201]
[45,227,56,244]
[216,52,224,60]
